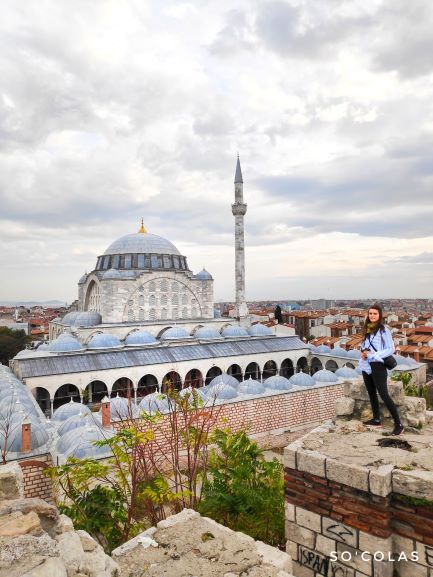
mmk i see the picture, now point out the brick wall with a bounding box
[285,466,433,547]
[19,455,54,502]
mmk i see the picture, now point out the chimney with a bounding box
[101,396,111,428]
[414,349,420,363]
[21,421,31,453]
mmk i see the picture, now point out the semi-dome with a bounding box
[194,268,213,280]
[48,336,83,353]
[346,349,361,359]
[61,312,81,326]
[264,375,292,391]
[194,327,223,340]
[221,325,249,338]
[78,273,88,285]
[248,324,273,337]
[159,327,190,341]
[208,373,239,388]
[289,373,315,387]
[125,331,157,346]
[139,392,170,414]
[52,400,91,423]
[335,367,359,379]
[87,333,121,349]
[104,232,181,256]
[313,369,338,383]
[73,311,102,327]
[238,377,265,395]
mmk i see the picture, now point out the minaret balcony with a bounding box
[231,202,247,216]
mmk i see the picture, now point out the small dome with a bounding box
[313,369,338,383]
[125,331,157,346]
[57,426,115,459]
[52,400,91,423]
[179,387,207,404]
[87,333,121,349]
[208,373,239,388]
[37,343,49,351]
[73,311,102,327]
[194,327,223,340]
[331,347,348,357]
[0,415,49,453]
[48,336,83,353]
[316,345,332,353]
[346,349,361,359]
[105,395,138,420]
[395,355,417,365]
[102,268,122,280]
[248,324,273,337]
[61,312,81,326]
[57,411,102,436]
[139,392,170,414]
[238,377,265,395]
[221,325,249,338]
[159,327,190,341]
[264,375,292,391]
[204,383,238,400]
[289,373,315,387]
[335,367,358,379]
[78,273,88,285]
[194,268,213,280]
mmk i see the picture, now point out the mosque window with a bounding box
[160,279,168,291]
[161,294,168,305]
[161,308,167,320]
[163,256,171,268]
[192,307,198,317]
[96,257,103,270]
[102,256,110,270]
[149,308,156,320]
[173,256,180,269]
[182,307,188,319]
[172,282,179,292]
[138,254,145,268]
[131,254,138,268]
[149,295,156,306]
[128,309,134,321]
[148,281,156,291]
[172,308,178,319]
[138,284,144,292]
[172,294,178,305]
[124,255,132,269]
[150,255,158,269]
[144,255,151,268]
[139,309,144,321]
[139,295,144,306]
[157,255,163,267]
[112,255,120,269]
[119,256,125,268]
[182,293,188,305]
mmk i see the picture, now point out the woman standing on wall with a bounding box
[359,303,404,436]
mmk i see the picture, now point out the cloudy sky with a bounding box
[1,0,433,303]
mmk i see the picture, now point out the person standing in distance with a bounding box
[359,303,404,436]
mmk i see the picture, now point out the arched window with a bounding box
[139,308,144,321]
[160,279,168,291]
[128,309,134,321]
[161,308,167,320]
[172,294,178,305]
[182,307,188,318]
[172,281,179,292]
[149,308,156,320]
[148,281,156,292]
[182,293,188,305]
[139,295,144,306]
[161,294,168,305]
[192,307,198,317]
[172,308,178,319]
[149,294,156,306]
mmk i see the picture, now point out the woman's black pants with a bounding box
[362,362,401,424]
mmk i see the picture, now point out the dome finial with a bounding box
[138,218,147,234]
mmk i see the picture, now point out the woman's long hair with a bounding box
[362,303,385,337]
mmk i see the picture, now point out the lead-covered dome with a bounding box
[104,232,181,256]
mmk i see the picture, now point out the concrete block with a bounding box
[295,507,321,533]
[315,534,336,556]
[326,459,369,492]
[285,520,316,549]
[285,539,298,561]
[297,449,326,477]
[322,516,357,548]
[359,531,392,554]
[392,470,433,501]
[369,464,393,497]
[336,542,372,574]
[284,502,295,522]
[415,542,433,568]
[395,560,428,577]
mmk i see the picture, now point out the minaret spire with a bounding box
[231,156,249,320]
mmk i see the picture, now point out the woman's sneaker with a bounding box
[391,423,404,436]
[362,418,382,426]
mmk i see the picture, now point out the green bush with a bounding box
[199,429,284,548]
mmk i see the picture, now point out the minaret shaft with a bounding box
[232,158,249,318]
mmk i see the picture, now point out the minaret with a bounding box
[231,155,249,319]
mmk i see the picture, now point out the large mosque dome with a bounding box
[104,232,181,257]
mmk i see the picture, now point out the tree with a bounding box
[0,327,31,365]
